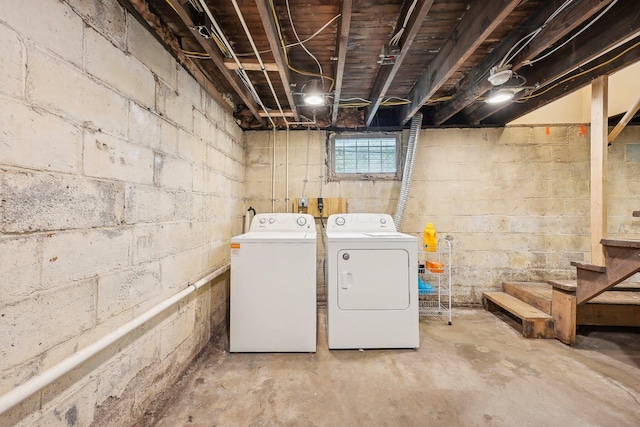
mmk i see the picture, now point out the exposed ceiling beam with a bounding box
[168,0,266,126]
[223,58,279,72]
[434,0,615,125]
[364,0,435,127]
[483,38,640,125]
[331,0,353,126]
[467,1,640,124]
[255,0,300,122]
[398,0,522,125]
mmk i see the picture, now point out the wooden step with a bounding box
[601,238,640,249]
[547,279,577,292]
[570,261,606,272]
[612,281,640,291]
[502,281,551,314]
[483,292,554,339]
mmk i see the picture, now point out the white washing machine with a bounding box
[325,213,419,349]
[230,213,316,352]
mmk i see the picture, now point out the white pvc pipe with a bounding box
[286,128,290,213]
[272,128,277,212]
[0,262,231,416]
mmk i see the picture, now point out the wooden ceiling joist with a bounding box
[168,0,266,126]
[398,0,522,125]
[468,0,640,125]
[364,0,435,127]
[331,0,353,126]
[255,0,300,122]
[434,0,616,125]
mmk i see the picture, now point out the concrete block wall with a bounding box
[244,126,640,305]
[0,1,243,426]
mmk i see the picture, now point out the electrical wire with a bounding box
[236,14,341,57]
[390,0,418,46]
[519,38,640,101]
[498,0,578,68]
[268,0,335,93]
[285,0,325,90]
[381,96,411,106]
[526,0,620,66]
[189,0,276,127]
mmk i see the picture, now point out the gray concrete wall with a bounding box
[245,126,640,305]
[0,1,243,426]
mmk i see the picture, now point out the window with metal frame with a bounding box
[328,133,401,180]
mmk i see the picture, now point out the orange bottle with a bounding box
[423,223,437,252]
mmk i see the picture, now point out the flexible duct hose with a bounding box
[394,113,422,230]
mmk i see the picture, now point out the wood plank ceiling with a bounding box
[120,0,640,130]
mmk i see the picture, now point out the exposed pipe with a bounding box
[196,0,276,127]
[286,128,290,212]
[272,128,277,212]
[394,113,422,230]
[230,0,289,126]
[0,262,231,416]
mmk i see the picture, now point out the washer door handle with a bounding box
[341,271,352,289]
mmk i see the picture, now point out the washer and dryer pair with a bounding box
[229,213,419,352]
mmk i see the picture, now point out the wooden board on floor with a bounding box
[483,292,554,339]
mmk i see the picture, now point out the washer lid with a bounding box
[232,232,316,244]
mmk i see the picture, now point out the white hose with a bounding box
[394,113,422,230]
[0,262,230,416]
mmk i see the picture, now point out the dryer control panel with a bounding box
[250,213,314,231]
[326,213,396,232]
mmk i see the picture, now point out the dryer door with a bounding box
[337,249,410,310]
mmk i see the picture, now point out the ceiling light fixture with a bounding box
[301,79,324,106]
[488,65,513,86]
[485,88,517,104]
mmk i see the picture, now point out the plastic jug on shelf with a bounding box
[423,222,437,252]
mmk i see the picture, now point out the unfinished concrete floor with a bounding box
[138,309,640,427]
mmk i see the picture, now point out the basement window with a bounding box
[328,133,401,181]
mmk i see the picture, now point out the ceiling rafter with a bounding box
[169,0,266,126]
[364,0,435,127]
[255,0,300,122]
[482,37,640,125]
[331,0,353,126]
[466,0,640,124]
[434,0,616,125]
[398,0,522,125]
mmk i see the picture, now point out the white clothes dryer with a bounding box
[230,213,316,352]
[325,213,419,349]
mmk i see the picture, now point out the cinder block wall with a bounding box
[245,127,640,304]
[0,1,243,426]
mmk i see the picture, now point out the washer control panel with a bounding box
[327,213,396,232]
[250,213,314,231]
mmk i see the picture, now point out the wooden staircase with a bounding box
[483,239,640,344]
